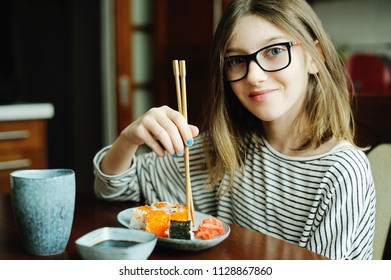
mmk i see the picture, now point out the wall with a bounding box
[313,0,391,149]
[313,0,391,57]
[9,0,103,196]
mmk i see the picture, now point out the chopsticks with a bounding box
[172,59,195,226]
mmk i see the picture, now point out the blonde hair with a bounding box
[202,0,357,190]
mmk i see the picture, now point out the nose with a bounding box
[246,60,268,84]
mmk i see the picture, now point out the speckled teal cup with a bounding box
[10,169,75,256]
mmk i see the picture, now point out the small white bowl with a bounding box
[75,227,157,260]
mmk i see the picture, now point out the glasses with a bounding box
[223,41,300,82]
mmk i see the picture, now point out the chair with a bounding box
[367,144,391,259]
[345,53,391,94]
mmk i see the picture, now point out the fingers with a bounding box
[136,124,167,157]
[124,106,198,157]
[155,106,197,157]
[189,125,200,138]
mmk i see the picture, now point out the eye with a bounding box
[226,56,246,68]
[264,46,286,58]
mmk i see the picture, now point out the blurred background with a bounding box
[0,0,390,195]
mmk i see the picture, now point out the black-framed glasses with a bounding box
[223,41,301,82]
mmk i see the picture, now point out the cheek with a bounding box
[230,83,245,100]
[283,57,310,91]
[284,72,309,98]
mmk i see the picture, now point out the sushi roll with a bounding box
[151,202,188,221]
[169,220,192,239]
[145,209,170,237]
[129,205,151,230]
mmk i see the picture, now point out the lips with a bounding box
[248,89,277,101]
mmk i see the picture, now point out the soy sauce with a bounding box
[93,240,140,248]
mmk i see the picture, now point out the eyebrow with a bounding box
[226,36,291,54]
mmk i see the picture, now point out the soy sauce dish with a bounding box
[75,227,157,260]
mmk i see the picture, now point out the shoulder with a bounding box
[321,148,374,201]
[324,147,370,176]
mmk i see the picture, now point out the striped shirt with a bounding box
[93,134,376,260]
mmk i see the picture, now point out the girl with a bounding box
[94,0,375,259]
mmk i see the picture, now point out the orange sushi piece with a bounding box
[146,210,170,237]
[152,202,168,208]
[167,204,188,221]
[152,202,188,222]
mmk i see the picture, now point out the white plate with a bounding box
[117,208,230,251]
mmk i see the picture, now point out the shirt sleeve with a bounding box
[93,145,141,201]
[304,150,376,260]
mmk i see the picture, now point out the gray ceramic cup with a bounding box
[10,169,76,256]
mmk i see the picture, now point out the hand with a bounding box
[122,105,199,157]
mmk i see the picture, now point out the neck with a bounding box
[263,120,302,155]
[262,120,339,157]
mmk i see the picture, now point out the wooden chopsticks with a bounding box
[172,59,195,226]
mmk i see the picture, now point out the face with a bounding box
[226,15,317,126]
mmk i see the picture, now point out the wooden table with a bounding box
[0,193,327,260]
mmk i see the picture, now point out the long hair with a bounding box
[202,0,356,190]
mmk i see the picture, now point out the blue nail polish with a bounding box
[178,150,184,156]
[172,153,178,158]
[187,139,194,146]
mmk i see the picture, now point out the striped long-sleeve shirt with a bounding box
[93,134,376,260]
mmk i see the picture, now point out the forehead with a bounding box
[228,15,290,52]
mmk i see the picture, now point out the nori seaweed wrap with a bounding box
[169,220,191,239]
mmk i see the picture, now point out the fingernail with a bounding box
[172,153,178,158]
[178,150,184,156]
[186,139,194,146]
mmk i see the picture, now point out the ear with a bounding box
[308,40,323,75]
